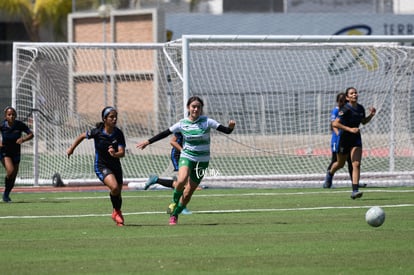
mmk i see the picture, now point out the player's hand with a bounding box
[66,148,73,159]
[136,140,150,150]
[349,128,360,134]
[370,107,376,116]
[108,145,115,156]
[228,120,236,129]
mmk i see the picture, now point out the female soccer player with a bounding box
[67,107,126,226]
[324,87,376,199]
[144,133,194,214]
[323,92,353,188]
[136,96,236,225]
[0,107,34,202]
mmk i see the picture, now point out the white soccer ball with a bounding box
[365,206,385,227]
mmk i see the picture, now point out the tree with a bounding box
[0,0,72,42]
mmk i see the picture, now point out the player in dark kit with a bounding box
[67,107,126,226]
[324,87,376,199]
[1,106,34,202]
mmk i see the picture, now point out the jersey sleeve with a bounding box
[330,107,339,122]
[19,121,32,134]
[117,128,126,148]
[207,118,220,129]
[86,127,98,139]
[169,121,182,133]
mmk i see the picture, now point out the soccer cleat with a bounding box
[112,209,124,226]
[169,215,178,225]
[166,202,177,214]
[144,174,158,190]
[181,208,192,215]
[351,191,363,200]
[323,171,333,188]
[2,194,11,203]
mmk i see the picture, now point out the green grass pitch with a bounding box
[0,187,413,274]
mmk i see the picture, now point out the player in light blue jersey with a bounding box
[324,93,353,188]
[137,96,236,225]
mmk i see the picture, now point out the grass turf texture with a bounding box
[0,187,413,274]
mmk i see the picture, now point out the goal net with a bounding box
[11,36,414,187]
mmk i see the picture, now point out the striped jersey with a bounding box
[169,115,220,162]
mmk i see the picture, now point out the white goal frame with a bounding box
[178,35,414,187]
[11,35,414,187]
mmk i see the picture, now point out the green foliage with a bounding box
[0,0,72,41]
[0,187,413,274]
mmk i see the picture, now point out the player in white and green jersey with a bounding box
[136,96,236,225]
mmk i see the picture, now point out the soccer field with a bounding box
[0,187,413,274]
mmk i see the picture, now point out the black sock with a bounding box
[157,178,174,189]
[110,193,122,210]
[4,177,14,197]
[352,184,358,192]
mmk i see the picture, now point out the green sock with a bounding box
[173,202,185,216]
[172,189,183,204]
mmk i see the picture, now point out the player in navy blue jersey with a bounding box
[0,107,34,202]
[67,107,126,226]
[324,87,376,199]
[170,132,182,172]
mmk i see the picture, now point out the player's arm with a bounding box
[17,132,34,145]
[136,129,172,150]
[108,145,125,158]
[332,126,339,136]
[67,132,87,158]
[332,118,359,134]
[170,135,182,152]
[17,124,34,144]
[362,107,376,125]
[217,120,236,134]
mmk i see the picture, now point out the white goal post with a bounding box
[11,35,414,187]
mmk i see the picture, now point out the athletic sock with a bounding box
[172,189,183,204]
[172,202,185,216]
[4,177,13,197]
[110,193,122,210]
[157,178,174,188]
[352,184,358,192]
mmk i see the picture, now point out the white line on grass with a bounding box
[1,204,413,220]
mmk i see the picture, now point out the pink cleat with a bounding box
[169,215,178,225]
[112,209,124,226]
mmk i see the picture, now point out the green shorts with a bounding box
[179,157,209,185]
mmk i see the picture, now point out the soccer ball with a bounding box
[365,206,385,227]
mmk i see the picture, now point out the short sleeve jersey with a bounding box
[86,126,126,170]
[0,120,32,155]
[330,106,339,137]
[169,116,220,162]
[338,103,366,128]
[338,102,366,139]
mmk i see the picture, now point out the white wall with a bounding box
[167,13,414,39]
[394,0,414,14]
